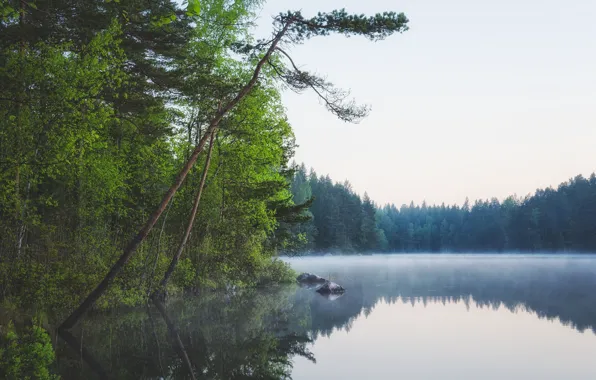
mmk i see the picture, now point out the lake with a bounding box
[54,254,596,379]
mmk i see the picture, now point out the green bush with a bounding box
[0,320,59,380]
[256,258,296,286]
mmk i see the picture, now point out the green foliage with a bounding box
[292,166,596,254]
[286,165,383,253]
[152,0,201,25]
[278,8,409,42]
[0,0,408,319]
[0,1,17,19]
[255,258,296,286]
[0,320,59,380]
[0,0,303,308]
[187,0,201,16]
[172,257,196,290]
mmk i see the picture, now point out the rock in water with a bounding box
[296,273,327,284]
[316,281,345,295]
[319,292,344,301]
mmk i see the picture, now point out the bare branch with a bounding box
[275,47,369,122]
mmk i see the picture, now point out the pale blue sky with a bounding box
[253,0,596,206]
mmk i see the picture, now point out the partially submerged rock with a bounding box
[319,292,344,301]
[296,272,327,284]
[316,281,345,295]
[297,273,346,296]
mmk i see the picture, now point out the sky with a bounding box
[251,0,596,206]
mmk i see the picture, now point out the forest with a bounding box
[0,1,409,375]
[290,163,596,254]
[0,0,295,313]
[1,0,595,378]
[0,0,408,320]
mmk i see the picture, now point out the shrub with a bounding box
[0,320,59,380]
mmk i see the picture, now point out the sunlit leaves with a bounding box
[150,0,200,27]
[0,0,409,310]
[187,0,201,16]
[0,0,16,19]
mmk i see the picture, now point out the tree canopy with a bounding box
[288,165,596,254]
[0,0,409,319]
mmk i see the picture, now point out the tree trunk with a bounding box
[59,21,292,330]
[153,299,197,380]
[57,329,110,379]
[154,130,216,298]
[146,196,174,296]
[15,0,26,256]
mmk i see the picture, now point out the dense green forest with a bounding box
[0,0,292,312]
[0,0,410,376]
[0,0,408,323]
[290,163,596,253]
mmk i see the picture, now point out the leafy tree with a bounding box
[57,5,409,329]
[0,320,59,380]
[0,0,410,322]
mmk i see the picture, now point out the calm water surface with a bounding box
[55,255,596,379]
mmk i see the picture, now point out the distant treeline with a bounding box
[289,163,596,253]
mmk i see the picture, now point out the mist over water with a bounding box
[286,254,596,379]
[53,254,596,379]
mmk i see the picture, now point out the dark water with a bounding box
[55,255,596,379]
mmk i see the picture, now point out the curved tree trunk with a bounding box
[59,22,292,330]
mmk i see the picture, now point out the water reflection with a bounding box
[55,255,596,379]
[56,287,315,379]
[288,255,596,337]
[291,298,596,380]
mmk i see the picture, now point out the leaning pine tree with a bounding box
[59,8,409,330]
